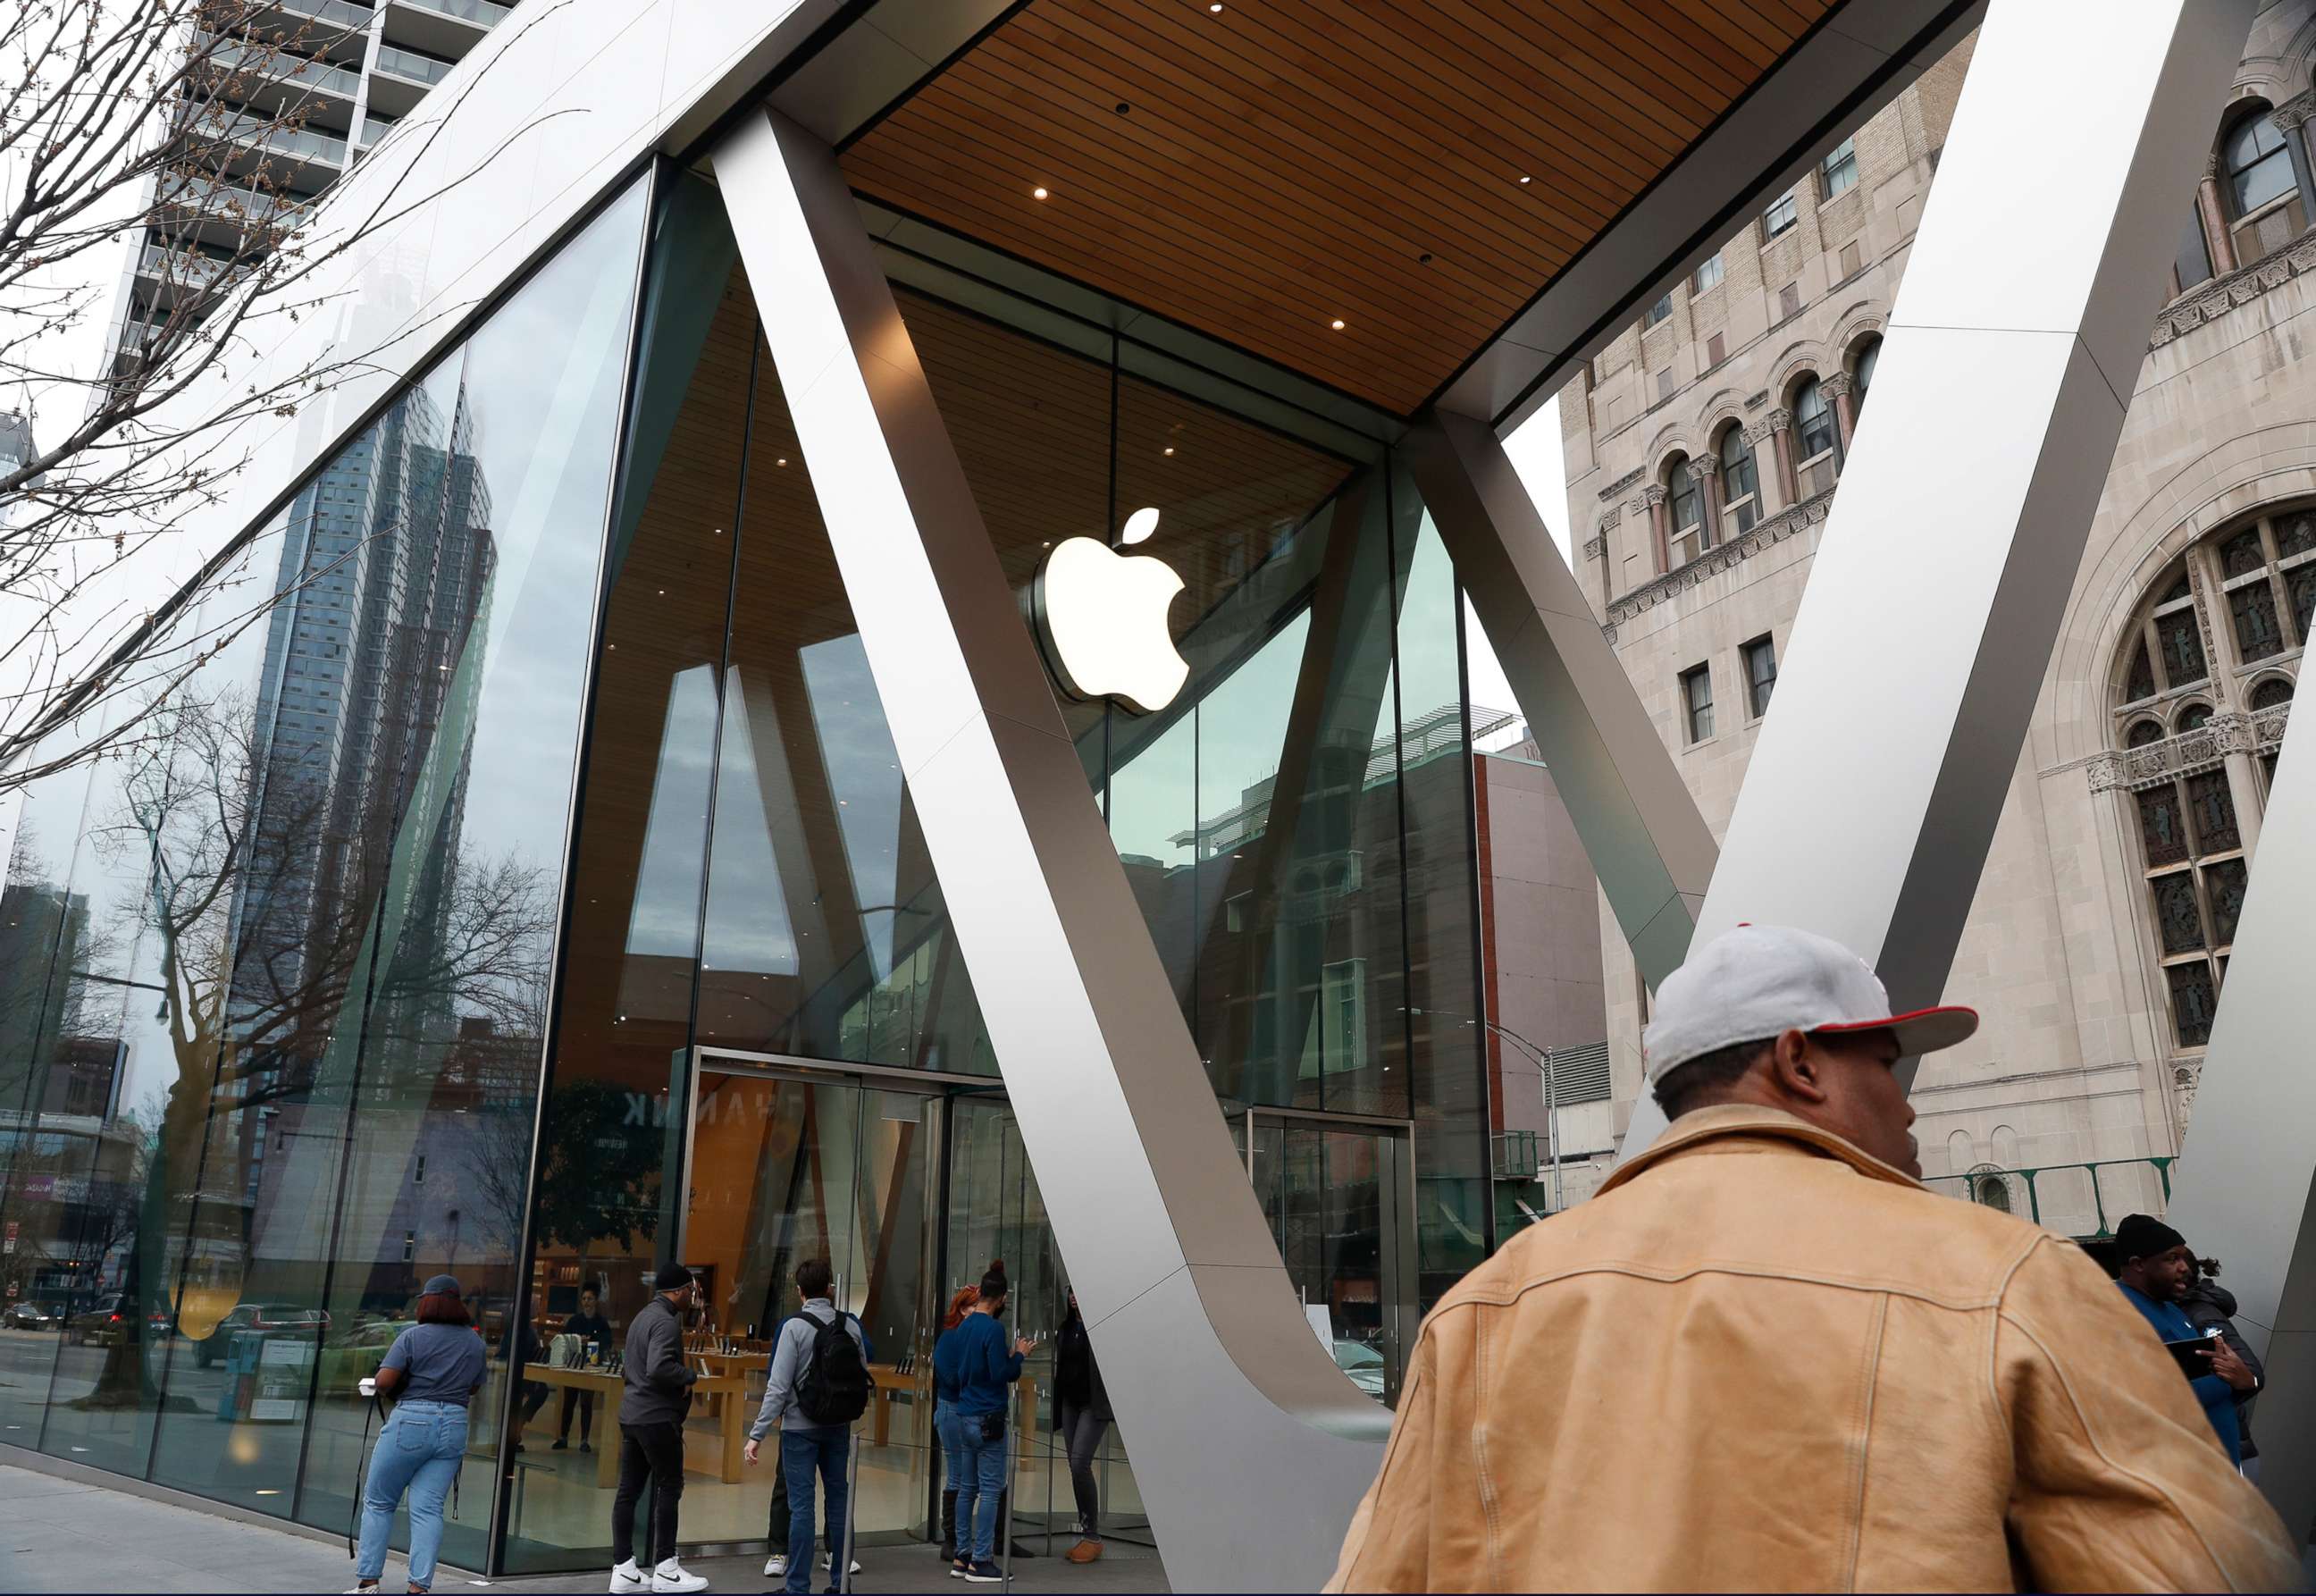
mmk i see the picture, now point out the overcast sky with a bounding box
[1466,392,1569,751]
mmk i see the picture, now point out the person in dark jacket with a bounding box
[2112,1214,2256,1465]
[933,1264,1030,1583]
[2184,1255,2267,1474]
[609,1264,708,1593]
[1052,1289,1112,1565]
[557,1286,612,1451]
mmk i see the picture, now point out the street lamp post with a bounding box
[1403,1005,1564,1212]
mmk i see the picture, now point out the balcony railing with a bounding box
[195,33,361,99]
[2085,703,2292,794]
[202,109,348,167]
[155,175,305,232]
[394,0,510,28]
[273,0,375,34]
[373,43,452,84]
[137,243,239,288]
[1921,1156,2177,1239]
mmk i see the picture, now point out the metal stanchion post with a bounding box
[841,1424,860,1595]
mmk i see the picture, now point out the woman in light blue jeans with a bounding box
[348,1275,486,1594]
[354,1400,467,1591]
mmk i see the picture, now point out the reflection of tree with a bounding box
[66,689,555,1406]
[525,1081,663,1256]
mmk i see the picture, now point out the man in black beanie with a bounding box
[2114,1214,2256,1464]
[611,1264,708,1592]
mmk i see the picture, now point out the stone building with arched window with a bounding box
[1553,4,2316,1230]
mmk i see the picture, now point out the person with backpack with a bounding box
[933,1264,1030,1584]
[744,1258,870,1595]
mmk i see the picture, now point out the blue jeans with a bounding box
[357,1399,466,1590]
[780,1424,851,1593]
[948,1413,1006,1566]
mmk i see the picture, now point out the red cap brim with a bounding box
[1815,1004,1978,1057]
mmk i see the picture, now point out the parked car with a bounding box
[319,1318,411,1396]
[192,1302,330,1368]
[3,1300,63,1331]
[68,1294,132,1346]
[1332,1338,1387,1400]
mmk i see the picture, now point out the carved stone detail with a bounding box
[2084,702,2290,797]
[2270,89,2316,131]
[2085,752,2127,794]
[1821,372,1853,399]
[2185,558,2220,692]
[1687,449,1721,476]
[2207,710,2254,755]
[1640,483,1668,507]
[1597,466,1645,502]
[1601,487,1834,631]
[1744,389,1768,409]
[2152,232,2316,347]
[1598,505,1622,533]
[1745,408,1792,446]
[1582,533,1606,560]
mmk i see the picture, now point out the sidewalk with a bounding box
[0,1461,1167,1593]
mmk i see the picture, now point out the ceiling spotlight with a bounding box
[777,457,788,466]
[1330,318,1346,331]
[1518,174,1532,185]
[1163,446,1175,456]
[1033,185,1050,199]
[1209,2,1222,10]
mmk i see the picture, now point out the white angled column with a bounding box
[2165,704,2316,1547]
[710,108,1387,1595]
[1619,0,2251,1160]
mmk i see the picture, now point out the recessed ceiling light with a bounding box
[777,458,788,466]
[1518,174,1531,185]
[1163,446,1175,456]
[1330,318,1346,331]
[1209,2,1223,10]
[1033,186,1050,199]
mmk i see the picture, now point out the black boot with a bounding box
[940,1489,957,1562]
[998,1491,1036,1558]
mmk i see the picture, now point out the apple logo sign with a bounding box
[1033,506,1190,714]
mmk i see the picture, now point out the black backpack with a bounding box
[794,1311,870,1425]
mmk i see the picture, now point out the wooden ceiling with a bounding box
[841,0,1837,416]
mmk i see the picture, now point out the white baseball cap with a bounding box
[1642,924,1977,1085]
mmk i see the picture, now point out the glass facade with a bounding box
[0,173,648,1560]
[1,161,1499,1575]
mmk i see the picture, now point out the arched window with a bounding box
[2225,112,2295,216]
[1717,424,1759,537]
[2108,509,2307,1054]
[1792,375,1838,495]
[1666,456,1704,565]
[1850,337,1880,415]
[2221,109,2308,263]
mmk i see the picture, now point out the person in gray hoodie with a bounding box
[609,1264,707,1594]
[744,1259,870,1595]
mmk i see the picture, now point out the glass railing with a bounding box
[197,33,362,98]
[274,0,375,34]
[205,109,348,166]
[159,175,304,230]
[373,43,452,84]
[394,0,509,28]
[138,243,236,286]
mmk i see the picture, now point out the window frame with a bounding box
[1762,189,1799,240]
[1679,662,1715,744]
[1691,252,1724,293]
[2222,110,2296,221]
[1717,424,1759,538]
[1741,634,1777,719]
[1817,137,1859,201]
[1643,291,1673,328]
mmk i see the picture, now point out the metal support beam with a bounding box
[1404,410,1716,989]
[711,106,1387,1595]
[1618,0,2250,1162]
[2165,698,2316,1550]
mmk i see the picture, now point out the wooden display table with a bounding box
[524,1365,751,1487]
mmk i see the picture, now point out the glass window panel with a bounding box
[1794,379,1835,461]
[1691,253,1724,293]
[2156,609,2206,686]
[2276,510,2316,558]
[2204,857,2250,945]
[2166,962,2218,1048]
[2289,562,2316,646]
[2176,204,2214,291]
[2186,770,2241,853]
[1643,293,1671,327]
[1667,458,1700,532]
[1819,137,1859,198]
[1390,511,1489,1307]
[2227,114,2295,214]
[1718,427,1758,517]
[2250,676,2295,711]
[2151,872,2205,954]
[2220,529,2267,578]
[1743,637,1777,718]
[2124,641,2156,703]
[2177,702,2213,733]
[1763,189,1797,238]
[1851,340,1878,410]
[2125,719,2164,747]
[2228,581,2283,660]
[1682,665,1714,743]
[2138,785,2188,868]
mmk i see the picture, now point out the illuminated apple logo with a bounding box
[1034,506,1189,714]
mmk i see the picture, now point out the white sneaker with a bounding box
[609,1558,649,1593]
[822,1553,862,1574]
[762,1554,786,1577]
[651,1557,709,1593]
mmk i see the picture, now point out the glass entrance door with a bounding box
[1246,1113,1414,1406]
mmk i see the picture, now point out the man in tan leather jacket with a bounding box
[1329,926,2300,1592]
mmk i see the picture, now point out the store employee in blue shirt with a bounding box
[2112,1214,2257,1464]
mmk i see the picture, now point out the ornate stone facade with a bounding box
[1548,6,2316,1223]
